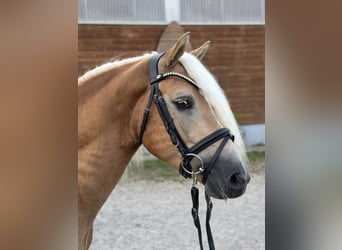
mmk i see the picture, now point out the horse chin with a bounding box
[204,177,247,200]
[204,186,227,200]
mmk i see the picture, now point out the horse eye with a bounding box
[173,98,193,110]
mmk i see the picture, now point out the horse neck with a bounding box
[78,57,150,217]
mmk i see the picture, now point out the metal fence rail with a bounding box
[78,0,265,25]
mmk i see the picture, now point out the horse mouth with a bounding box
[204,173,250,200]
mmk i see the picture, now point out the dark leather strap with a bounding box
[154,94,189,156]
[139,53,165,143]
[139,93,154,143]
[191,186,204,250]
[149,52,165,81]
[191,187,216,250]
[202,135,230,184]
[205,192,215,250]
[188,128,233,154]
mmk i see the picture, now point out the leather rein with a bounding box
[139,53,235,250]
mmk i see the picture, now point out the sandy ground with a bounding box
[90,161,265,250]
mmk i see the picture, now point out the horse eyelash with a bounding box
[172,96,194,110]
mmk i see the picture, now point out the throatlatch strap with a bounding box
[139,92,154,143]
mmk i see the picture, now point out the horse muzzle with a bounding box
[204,159,250,199]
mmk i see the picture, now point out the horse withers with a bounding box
[78,32,249,250]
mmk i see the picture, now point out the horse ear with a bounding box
[191,41,211,61]
[160,32,191,71]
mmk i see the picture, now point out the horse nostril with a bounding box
[228,172,248,189]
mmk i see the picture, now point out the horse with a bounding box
[78,32,250,250]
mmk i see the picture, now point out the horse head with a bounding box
[140,33,250,199]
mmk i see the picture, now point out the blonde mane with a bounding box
[180,53,247,163]
[78,52,157,86]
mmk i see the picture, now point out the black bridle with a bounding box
[139,53,235,250]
